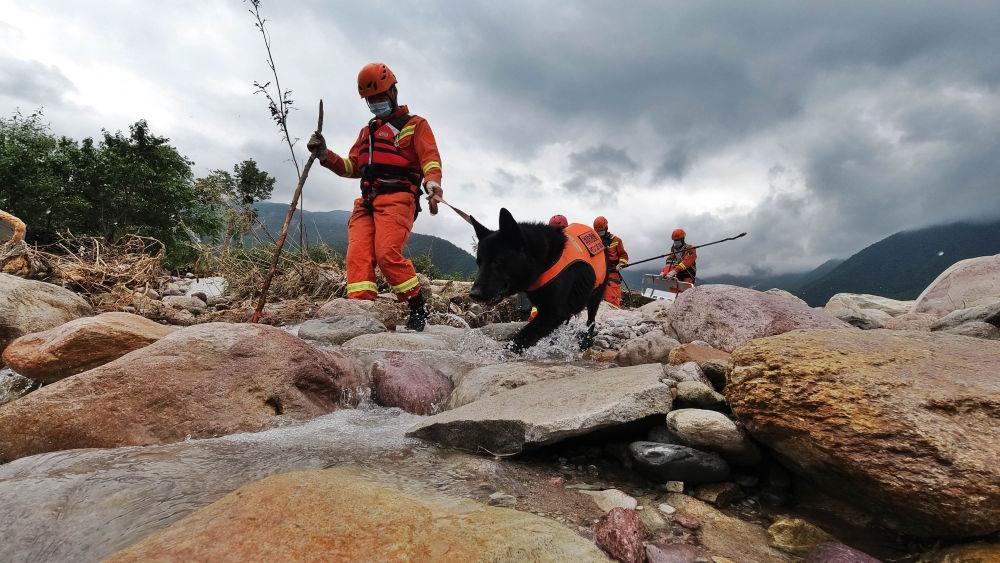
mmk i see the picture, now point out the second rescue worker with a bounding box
[593,216,629,307]
[308,63,443,332]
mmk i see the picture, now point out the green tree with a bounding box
[194,159,276,251]
[0,111,225,266]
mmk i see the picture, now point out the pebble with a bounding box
[487,492,516,507]
[664,481,685,493]
[673,514,701,530]
[658,503,677,515]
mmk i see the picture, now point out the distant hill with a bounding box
[796,219,1000,305]
[620,218,1000,307]
[248,202,477,276]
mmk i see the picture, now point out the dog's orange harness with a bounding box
[526,223,608,291]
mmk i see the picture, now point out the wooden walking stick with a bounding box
[249,99,324,323]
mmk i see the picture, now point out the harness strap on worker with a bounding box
[360,113,424,217]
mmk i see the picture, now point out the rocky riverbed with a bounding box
[0,255,998,562]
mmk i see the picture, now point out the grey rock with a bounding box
[162,295,207,315]
[675,381,727,411]
[487,492,517,507]
[189,291,208,304]
[342,331,453,352]
[825,293,913,317]
[931,301,1000,331]
[0,274,93,351]
[448,362,593,408]
[628,441,730,484]
[662,361,713,387]
[298,315,388,346]
[615,330,680,366]
[939,321,1000,340]
[666,408,761,466]
[407,364,671,455]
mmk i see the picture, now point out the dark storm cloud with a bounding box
[561,145,640,203]
[0,57,76,107]
[487,168,542,197]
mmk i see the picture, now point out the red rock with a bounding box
[804,541,881,563]
[595,507,649,563]
[668,343,731,366]
[0,323,367,463]
[2,312,174,383]
[673,514,701,531]
[372,352,452,415]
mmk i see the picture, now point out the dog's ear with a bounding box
[470,216,493,240]
[498,208,523,247]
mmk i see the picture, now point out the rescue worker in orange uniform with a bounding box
[593,216,629,307]
[308,63,443,331]
[528,214,571,320]
[662,228,697,291]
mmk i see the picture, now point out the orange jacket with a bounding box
[663,244,697,276]
[605,233,629,272]
[527,223,607,291]
[321,105,442,186]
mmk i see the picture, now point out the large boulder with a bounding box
[912,253,1000,317]
[0,323,366,463]
[765,288,810,308]
[0,273,93,352]
[615,330,680,366]
[371,352,452,415]
[727,329,1000,538]
[448,362,592,408]
[938,321,1000,340]
[664,284,849,352]
[1,312,174,383]
[297,314,387,346]
[106,468,609,562]
[407,364,672,455]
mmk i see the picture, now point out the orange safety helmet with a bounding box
[548,214,568,228]
[357,63,397,98]
[671,228,686,241]
[593,216,608,231]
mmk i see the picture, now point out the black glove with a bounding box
[307,132,327,160]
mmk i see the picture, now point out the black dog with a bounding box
[469,208,607,352]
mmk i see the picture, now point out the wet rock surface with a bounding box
[615,329,680,366]
[1,312,174,383]
[371,352,452,415]
[728,328,1000,538]
[448,361,595,408]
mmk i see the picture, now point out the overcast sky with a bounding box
[3,1,999,276]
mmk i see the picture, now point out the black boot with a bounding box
[405,294,428,332]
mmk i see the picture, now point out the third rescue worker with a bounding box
[662,228,697,289]
[308,63,443,332]
[593,216,629,307]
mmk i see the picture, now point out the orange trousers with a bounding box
[345,191,421,301]
[603,279,622,307]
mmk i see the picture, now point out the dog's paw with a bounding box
[507,340,526,355]
[577,331,595,350]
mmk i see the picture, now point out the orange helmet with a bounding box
[671,228,686,241]
[357,63,397,98]
[548,214,568,228]
[593,216,608,231]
